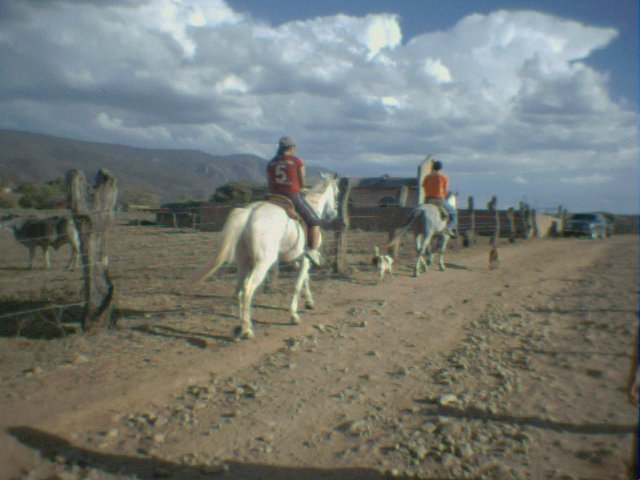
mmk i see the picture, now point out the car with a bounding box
[564,212,611,239]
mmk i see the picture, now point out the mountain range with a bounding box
[0,129,324,202]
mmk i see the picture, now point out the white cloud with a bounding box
[0,1,636,212]
[560,174,612,185]
[215,74,249,94]
[513,176,528,185]
[423,58,452,83]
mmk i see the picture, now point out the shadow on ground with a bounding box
[9,426,428,480]
[415,399,636,435]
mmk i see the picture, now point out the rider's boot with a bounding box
[305,225,321,266]
[447,227,458,239]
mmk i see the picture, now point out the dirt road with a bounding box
[0,233,637,479]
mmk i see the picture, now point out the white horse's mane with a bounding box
[304,176,335,205]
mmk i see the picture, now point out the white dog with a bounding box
[372,246,394,283]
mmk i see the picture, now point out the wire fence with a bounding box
[0,205,538,328]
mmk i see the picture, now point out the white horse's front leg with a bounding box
[438,236,448,271]
[290,256,310,324]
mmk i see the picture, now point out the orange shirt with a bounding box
[422,172,448,199]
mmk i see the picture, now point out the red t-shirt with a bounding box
[267,155,304,194]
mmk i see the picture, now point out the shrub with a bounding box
[211,181,253,204]
[119,188,160,209]
[16,178,67,209]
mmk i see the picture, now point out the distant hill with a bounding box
[0,129,324,203]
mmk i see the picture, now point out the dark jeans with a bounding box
[277,192,320,226]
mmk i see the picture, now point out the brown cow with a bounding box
[12,216,80,270]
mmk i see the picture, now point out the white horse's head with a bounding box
[446,191,458,210]
[323,173,340,221]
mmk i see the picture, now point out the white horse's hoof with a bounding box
[233,326,255,339]
[305,302,315,310]
[291,314,301,325]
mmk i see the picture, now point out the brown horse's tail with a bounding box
[187,207,251,288]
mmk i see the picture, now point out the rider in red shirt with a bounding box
[422,160,457,238]
[266,137,321,265]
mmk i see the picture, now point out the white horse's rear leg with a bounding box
[290,257,311,324]
[234,250,251,328]
[414,234,432,277]
[437,236,448,271]
[238,260,272,339]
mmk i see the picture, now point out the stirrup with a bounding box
[447,229,458,239]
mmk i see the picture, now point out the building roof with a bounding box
[350,176,417,189]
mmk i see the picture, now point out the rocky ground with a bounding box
[0,224,637,480]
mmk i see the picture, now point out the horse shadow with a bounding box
[8,426,418,480]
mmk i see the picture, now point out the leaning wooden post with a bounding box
[387,185,409,259]
[507,207,516,243]
[68,169,118,332]
[416,155,434,206]
[333,177,353,276]
[488,196,499,246]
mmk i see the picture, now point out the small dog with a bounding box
[489,245,500,270]
[372,246,394,283]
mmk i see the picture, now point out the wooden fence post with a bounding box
[68,169,118,333]
[488,196,499,246]
[396,185,409,208]
[333,177,353,276]
[507,207,516,243]
[531,209,539,238]
[387,185,409,258]
[462,196,477,247]
[519,202,533,239]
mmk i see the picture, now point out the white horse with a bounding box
[189,174,340,339]
[387,193,457,277]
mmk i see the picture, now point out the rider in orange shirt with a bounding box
[266,136,321,266]
[422,160,457,238]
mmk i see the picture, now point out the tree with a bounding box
[17,178,67,209]
[211,181,253,204]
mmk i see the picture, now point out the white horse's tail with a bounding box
[387,208,422,252]
[188,207,250,287]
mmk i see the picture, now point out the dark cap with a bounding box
[278,136,296,149]
[433,160,443,171]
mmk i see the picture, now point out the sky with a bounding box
[0,0,638,213]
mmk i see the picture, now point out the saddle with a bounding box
[425,198,450,223]
[265,194,307,232]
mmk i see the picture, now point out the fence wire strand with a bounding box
[1,204,544,323]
